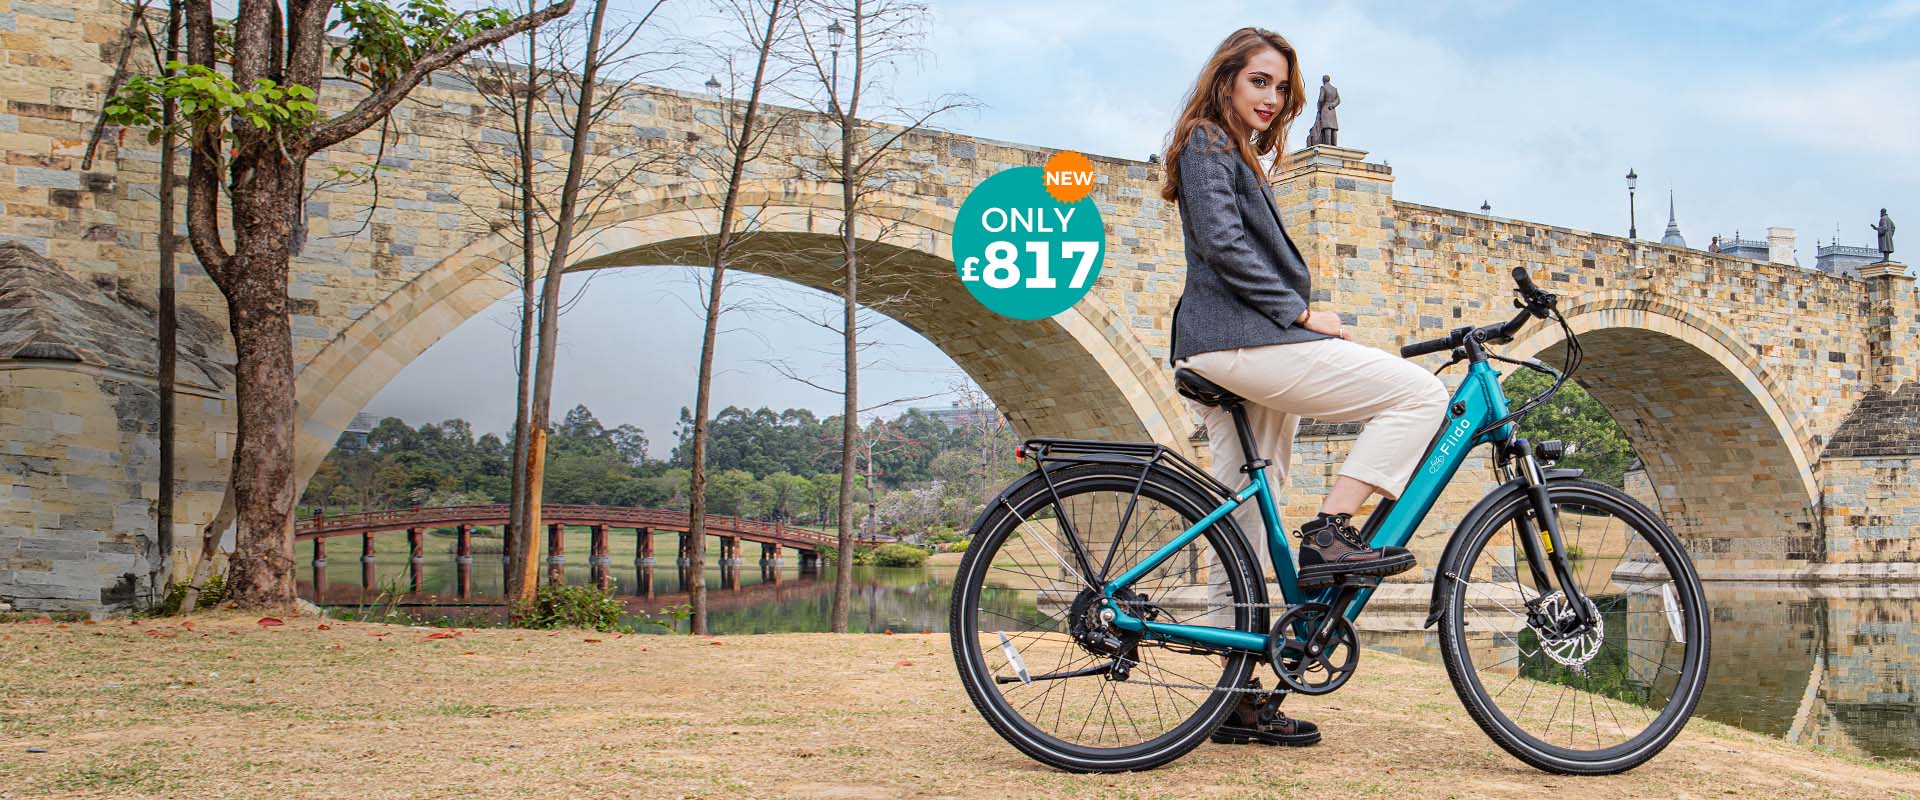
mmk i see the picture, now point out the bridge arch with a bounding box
[1508,292,1822,567]
[292,178,1187,491]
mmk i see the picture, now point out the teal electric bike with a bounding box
[949,268,1709,774]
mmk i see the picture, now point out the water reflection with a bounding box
[300,536,1920,760]
[1367,582,1920,761]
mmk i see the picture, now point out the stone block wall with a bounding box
[0,366,231,611]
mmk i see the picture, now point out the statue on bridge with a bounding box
[1870,208,1896,261]
[1305,75,1340,147]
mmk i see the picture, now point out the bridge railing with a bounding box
[295,504,878,549]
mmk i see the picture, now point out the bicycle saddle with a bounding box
[1173,368,1244,408]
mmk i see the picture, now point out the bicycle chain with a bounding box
[1104,651,1276,695]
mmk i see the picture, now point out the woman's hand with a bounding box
[1300,309,1350,340]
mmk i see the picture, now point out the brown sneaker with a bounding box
[1296,512,1416,590]
[1210,678,1321,746]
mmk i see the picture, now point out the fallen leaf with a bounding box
[920,629,931,635]
[180,621,194,630]
[316,624,331,631]
[368,631,389,637]
[710,640,724,646]
[896,660,913,667]
[257,617,284,628]
[583,638,603,643]
[884,629,894,635]
[422,631,457,641]
[28,617,53,624]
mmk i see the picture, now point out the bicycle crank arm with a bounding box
[996,661,1113,684]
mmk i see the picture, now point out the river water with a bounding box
[304,530,1920,762]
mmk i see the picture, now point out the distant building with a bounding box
[334,411,383,453]
[1660,190,1687,248]
[914,402,1004,430]
[1708,227,1799,267]
[1813,241,1883,279]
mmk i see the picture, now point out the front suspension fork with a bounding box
[1507,439,1597,630]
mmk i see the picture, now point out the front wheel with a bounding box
[1437,477,1710,774]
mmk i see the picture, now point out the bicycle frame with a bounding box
[1101,358,1516,654]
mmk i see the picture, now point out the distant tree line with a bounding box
[301,403,1025,536]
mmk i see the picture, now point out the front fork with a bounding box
[1504,439,1598,631]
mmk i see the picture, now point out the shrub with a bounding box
[512,584,630,632]
[948,539,970,553]
[156,574,227,615]
[871,543,930,567]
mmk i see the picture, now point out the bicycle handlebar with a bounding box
[1399,267,1555,359]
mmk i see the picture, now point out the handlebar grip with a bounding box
[1512,267,1539,296]
[1400,336,1455,359]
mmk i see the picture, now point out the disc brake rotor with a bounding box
[1533,590,1604,668]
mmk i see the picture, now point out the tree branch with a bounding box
[306,0,576,152]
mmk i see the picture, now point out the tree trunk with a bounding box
[220,153,303,609]
[153,0,180,602]
[687,0,783,636]
[505,28,541,614]
[831,116,859,633]
[522,0,610,610]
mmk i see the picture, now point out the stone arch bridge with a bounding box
[0,0,1915,611]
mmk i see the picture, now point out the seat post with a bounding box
[1226,402,1269,474]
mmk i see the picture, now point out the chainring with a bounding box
[1267,602,1360,696]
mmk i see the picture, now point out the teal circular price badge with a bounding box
[953,157,1105,320]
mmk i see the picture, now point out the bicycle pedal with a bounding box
[1335,574,1382,588]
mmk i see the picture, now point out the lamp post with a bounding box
[704,75,721,96]
[827,19,844,104]
[1625,168,1639,240]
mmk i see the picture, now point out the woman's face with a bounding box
[1230,45,1289,133]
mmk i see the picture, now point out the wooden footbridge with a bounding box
[295,504,890,600]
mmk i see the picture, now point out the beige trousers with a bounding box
[1173,337,1450,623]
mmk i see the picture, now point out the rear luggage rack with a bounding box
[1018,437,1235,502]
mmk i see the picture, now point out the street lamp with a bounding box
[827,19,845,103]
[704,75,722,96]
[1625,168,1639,239]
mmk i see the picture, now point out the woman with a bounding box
[1162,27,1450,747]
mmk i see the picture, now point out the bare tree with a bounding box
[453,0,673,613]
[781,0,974,631]
[674,0,801,634]
[107,0,576,608]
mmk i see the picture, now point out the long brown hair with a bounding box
[1159,27,1306,203]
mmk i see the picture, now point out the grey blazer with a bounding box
[1168,122,1333,366]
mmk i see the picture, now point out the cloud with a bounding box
[1713,59,1920,179]
[1817,0,1920,44]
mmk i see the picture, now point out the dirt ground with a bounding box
[1,612,1914,799]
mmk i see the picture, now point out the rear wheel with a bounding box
[949,462,1263,772]
[1438,477,1710,774]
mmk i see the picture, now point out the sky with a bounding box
[362,0,1920,458]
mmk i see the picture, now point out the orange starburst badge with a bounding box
[1043,150,1096,204]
